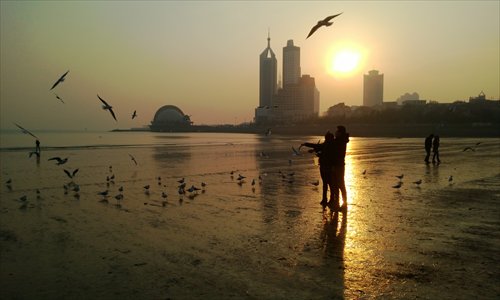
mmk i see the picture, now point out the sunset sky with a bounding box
[1,1,498,130]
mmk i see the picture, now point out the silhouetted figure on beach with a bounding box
[301,131,336,206]
[35,139,41,154]
[331,126,349,211]
[432,135,441,164]
[424,134,434,164]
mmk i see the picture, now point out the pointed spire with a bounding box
[267,28,271,48]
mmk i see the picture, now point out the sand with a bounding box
[1,136,499,299]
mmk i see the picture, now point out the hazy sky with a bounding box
[1,1,498,130]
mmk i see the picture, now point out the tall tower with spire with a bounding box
[259,31,277,108]
[255,31,277,123]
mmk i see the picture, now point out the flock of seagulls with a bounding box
[46,69,139,121]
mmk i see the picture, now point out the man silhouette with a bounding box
[424,134,434,164]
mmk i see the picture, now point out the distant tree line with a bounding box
[304,101,500,126]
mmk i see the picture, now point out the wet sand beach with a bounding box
[1,134,499,299]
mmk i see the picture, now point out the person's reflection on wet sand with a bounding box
[319,208,347,297]
[321,209,347,259]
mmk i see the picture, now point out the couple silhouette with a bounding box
[302,126,349,211]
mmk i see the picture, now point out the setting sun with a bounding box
[331,50,361,75]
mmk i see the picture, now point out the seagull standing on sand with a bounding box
[50,70,69,90]
[97,94,117,121]
[306,13,343,39]
[392,182,403,189]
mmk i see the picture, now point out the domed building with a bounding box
[150,105,192,132]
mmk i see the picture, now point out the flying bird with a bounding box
[306,13,343,39]
[129,154,138,165]
[63,168,79,179]
[13,123,39,139]
[50,70,69,90]
[292,146,302,156]
[48,157,68,165]
[54,93,65,103]
[97,94,117,121]
[132,110,137,119]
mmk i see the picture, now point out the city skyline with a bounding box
[0,1,498,130]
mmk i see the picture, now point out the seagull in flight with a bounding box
[54,93,65,103]
[132,110,137,119]
[63,168,79,179]
[48,157,68,165]
[13,123,39,139]
[97,94,117,121]
[306,13,343,39]
[129,154,138,165]
[292,146,302,156]
[50,70,69,90]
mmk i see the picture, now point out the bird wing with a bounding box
[323,12,343,22]
[50,70,69,90]
[97,94,110,107]
[14,123,39,139]
[55,94,65,103]
[72,169,79,177]
[48,157,61,162]
[64,169,72,178]
[108,108,117,121]
[306,23,322,39]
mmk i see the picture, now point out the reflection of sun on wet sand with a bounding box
[0,137,499,299]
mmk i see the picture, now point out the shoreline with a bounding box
[113,122,500,138]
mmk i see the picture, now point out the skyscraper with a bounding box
[283,40,300,86]
[259,33,277,109]
[363,70,384,107]
[255,33,277,123]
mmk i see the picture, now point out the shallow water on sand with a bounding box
[1,133,499,299]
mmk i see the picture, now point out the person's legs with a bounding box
[425,150,430,163]
[337,164,347,209]
[320,167,329,205]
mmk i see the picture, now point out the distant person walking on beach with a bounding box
[424,134,434,164]
[331,125,349,211]
[432,135,441,164]
[301,131,336,206]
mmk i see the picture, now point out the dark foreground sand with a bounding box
[1,137,499,299]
